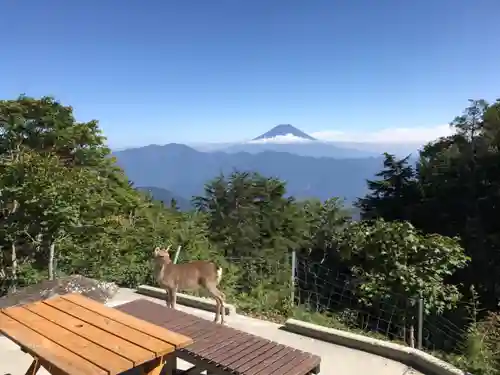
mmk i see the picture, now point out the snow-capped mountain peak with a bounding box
[250,124,316,144]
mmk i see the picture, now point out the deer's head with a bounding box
[153,245,172,264]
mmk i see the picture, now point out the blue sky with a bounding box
[1,0,499,148]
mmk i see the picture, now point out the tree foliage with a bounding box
[337,219,468,314]
[355,153,420,221]
[358,99,500,313]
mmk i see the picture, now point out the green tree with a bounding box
[299,197,351,260]
[416,99,500,311]
[193,171,304,260]
[0,95,144,289]
[193,171,305,312]
[0,150,25,292]
[0,95,138,211]
[359,99,500,313]
[337,219,469,314]
[14,150,117,280]
[356,153,420,221]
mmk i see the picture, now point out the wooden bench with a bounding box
[0,293,193,375]
[116,299,321,375]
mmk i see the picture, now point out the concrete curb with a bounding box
[136,285,236,316]
[283,319,469,375]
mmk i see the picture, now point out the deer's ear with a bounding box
[154,247,160,255]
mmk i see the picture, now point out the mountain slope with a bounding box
[136,186,192,211]
[113,144,385,203]
[192,141,418,158]
[222,141,379,158]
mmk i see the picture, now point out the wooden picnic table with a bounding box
[0,293,193,375]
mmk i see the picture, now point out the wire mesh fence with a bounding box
[294,256,466,352]
[221,252,467,353]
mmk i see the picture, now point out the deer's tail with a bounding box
[216,266,223,284]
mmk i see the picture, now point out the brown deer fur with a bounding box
[153,246,226,324]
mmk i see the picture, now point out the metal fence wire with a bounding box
[293,256,466,352]
[223,252,467,353]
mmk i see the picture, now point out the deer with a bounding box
[153,246,226,324]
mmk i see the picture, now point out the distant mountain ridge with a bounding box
[191,140,420,159]
[116,125,421,159]
[113,125,420,207]
[113,143,386,205]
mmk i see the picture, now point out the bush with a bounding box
[443,312,500,375]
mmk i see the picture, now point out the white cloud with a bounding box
[247,134,314,144]
[311,124,455,144]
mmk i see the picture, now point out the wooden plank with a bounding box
[209,336,264,364]
[278,355,321,375]
[238,345,290,374]
[44,297,174,356]
[26,301,155,366]
[62,293,193,348]
[0,312,107,375]
[116,300,204,337]
[164,312,202,331]
[227,341,277,370]
[245,346,294,375]
[194,329,243,356]
[3,306,133,374]
[251,350,303,375]
[215,340,268,370]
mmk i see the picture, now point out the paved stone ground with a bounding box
[0,275,118,309]
[0,288,424,375]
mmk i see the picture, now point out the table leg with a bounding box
[140,353,177,375]
[21,349,66,375]
[35,358,68,375]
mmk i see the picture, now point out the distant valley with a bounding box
[115,125,418,208]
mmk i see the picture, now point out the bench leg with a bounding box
[25,359,41,375]
[141,353,177,375]
[163,353,177,375]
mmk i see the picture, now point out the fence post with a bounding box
[290,249,297,304]
[417,295,424,349]
[173,246,182,264]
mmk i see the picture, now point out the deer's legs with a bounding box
[217,288,226,324]
[219,293,226,324]
[165,287,175,308]
[164,288,171,308]
[171,287,177,310]
[214,297,222,324]
[206,284,225,324]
